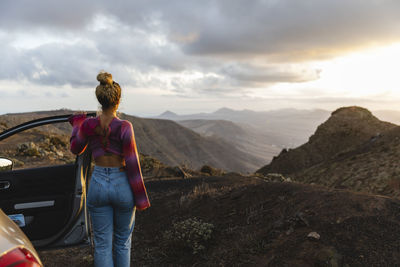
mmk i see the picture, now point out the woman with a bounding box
[68,71,150,267]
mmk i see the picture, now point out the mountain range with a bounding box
[156,107,332,148]
[0,110,263,173]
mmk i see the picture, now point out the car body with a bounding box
[0,113,96,267]
[0,208,42,266]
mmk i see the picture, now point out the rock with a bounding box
[307,232,320,240]
[17,142,40,157]
[55,151,64,157]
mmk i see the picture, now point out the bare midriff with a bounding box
[95,154,126,168]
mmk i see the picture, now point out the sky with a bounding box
[1,0,400,117]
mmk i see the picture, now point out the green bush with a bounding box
[163,217,214,254]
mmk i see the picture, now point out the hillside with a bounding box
[39,174,400,266]
[0,110,263,173]
[257,106,396,175]
[289,125,400,197]
[256,106,400,196]
[176,119,281,163]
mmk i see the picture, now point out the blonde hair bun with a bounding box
[97,71,113,85]
[95,71,121,110]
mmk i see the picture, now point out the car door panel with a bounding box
[0,164,76,240]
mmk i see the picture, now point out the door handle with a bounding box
[0,181,10,190]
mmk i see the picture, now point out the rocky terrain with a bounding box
[39,173,400,266]
[257,106,400,197]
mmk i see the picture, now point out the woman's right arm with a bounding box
[69,114,89,155]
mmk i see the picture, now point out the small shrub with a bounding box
[8,158,24,168]
[200,165,225,176]
[163,217,214,254]
[179,183,217,207]
[49,136,67,148]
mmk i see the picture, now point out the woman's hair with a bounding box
[96,71,121,110]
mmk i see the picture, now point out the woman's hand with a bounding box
[68,111,87,126]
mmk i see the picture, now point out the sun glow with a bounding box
[256,42,400,106]
[309,42,400,98]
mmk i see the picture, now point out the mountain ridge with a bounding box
[0,110,262,173]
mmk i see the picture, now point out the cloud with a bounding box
[0,41,100,87]
[0,0,100,31]
[2,0,400,60]
[1,0,400,97]
[219,64,321,86]
[174,0,400,61]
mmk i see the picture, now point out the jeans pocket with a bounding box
[87,177,103,207]
[116,179,135,208]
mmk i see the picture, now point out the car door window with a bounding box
[0,123,74,169]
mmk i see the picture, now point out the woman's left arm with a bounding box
[122,121,150,211]
[69,114,89,155]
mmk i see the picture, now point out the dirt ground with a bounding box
[39,173,400,266]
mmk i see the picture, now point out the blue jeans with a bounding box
[87,165,136,267]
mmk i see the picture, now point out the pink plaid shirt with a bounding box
[68,114,150,211]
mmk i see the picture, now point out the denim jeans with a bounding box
[87,165,136,267]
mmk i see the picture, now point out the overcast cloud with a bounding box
[1,0,400,114]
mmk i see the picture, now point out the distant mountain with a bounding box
[176,119,281,163]
[256,106,400,196]
[212,107,236,115]
[158,110,178,118]
[0,110,263,173]
[154,107,331,148]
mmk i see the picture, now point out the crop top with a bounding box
[68,114,150,211]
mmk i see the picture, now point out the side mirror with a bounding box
[0,158,13,171]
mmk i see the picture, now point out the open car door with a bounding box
[0,113,95,249]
